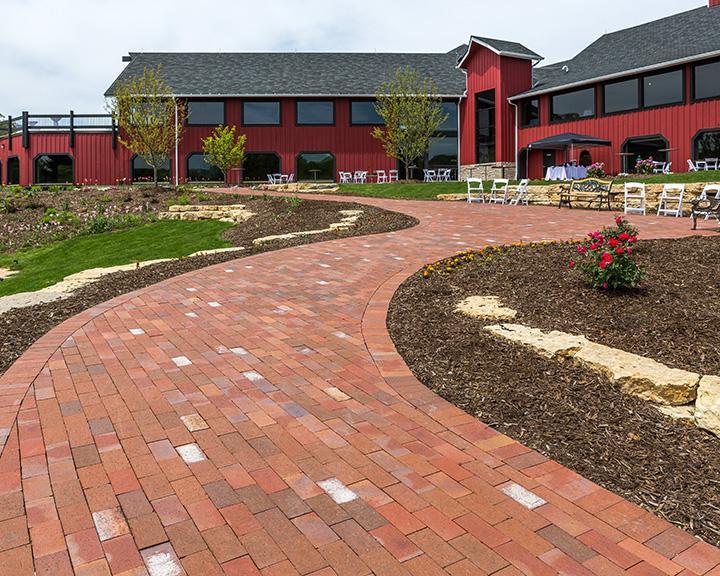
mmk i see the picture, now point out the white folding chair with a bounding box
[657,184,685,217]
[652,162,665,174]
[509,179,529,206]
[338,172,351,184]
[466,178,484,204]
[423,169,437,183]
[489,179,510,204]
[688,159,700,172]
[438,168,451,182]
[388,169,399,183]
[267,174,277,184]
[287,173,295,183]
[663,162,673,175]
[698,184,720,221]
[706,158,719,171]
[353,171,367,184]
[376,170,388,184]
[624,182,646,215]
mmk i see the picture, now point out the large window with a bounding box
[297,152,334,181]
[35,154,73,184]
[694,60,720,101]
[132,155,170,183]
[243,101,280,125]
[187,101,225,125]
[187,153,224,182]
[521,99,540,127]
[297,101,334,125]
[604,78,639,114]
[622,136,668,172]
[551,87,595,122]
[243,153,280,181]
[476,90,495,163]
[438,102,459,132]
[350,101,383,125]
[694,130,720,160]
[7,157,19,185]
[428,137,458,171]
[643,69,683,108]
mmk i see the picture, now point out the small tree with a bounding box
[372,67,447,182]
[202,125,247,184]
[108,65,186,188]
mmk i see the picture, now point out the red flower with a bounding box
[627,247,633,255]
[569,260,576,269]
[608,238,619,248]
[616,248,625,255]
[615,216,624,225]
[618,232,630,241]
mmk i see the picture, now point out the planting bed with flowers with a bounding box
[388,225,720,545]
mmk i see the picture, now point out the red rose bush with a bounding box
[569,216,644,290]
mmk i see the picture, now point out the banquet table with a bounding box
[545,165,588,181]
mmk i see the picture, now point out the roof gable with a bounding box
[457,36,542,67]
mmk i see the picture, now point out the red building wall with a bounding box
[0,98,395,186]
[459,43,533,166]
[517,62,720,179]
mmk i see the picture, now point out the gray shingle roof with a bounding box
[468,37,542,60]
[515,5,720,99]
[105,52,466,98]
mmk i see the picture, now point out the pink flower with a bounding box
[569,260,576,269]
[577,246,588,254]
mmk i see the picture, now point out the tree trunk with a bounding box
[153,165,158,190]
[404,160,411,183]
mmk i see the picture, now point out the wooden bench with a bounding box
[690,196,720,230]
[558,178,614,211]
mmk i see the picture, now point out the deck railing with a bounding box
[1,111,117,150]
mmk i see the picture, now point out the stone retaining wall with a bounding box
[459,162,516,181]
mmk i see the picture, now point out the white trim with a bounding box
[510,49,720,101]
[508,99,519,180]
[457,37,542,68]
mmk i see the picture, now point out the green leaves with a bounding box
[201,125,247,184]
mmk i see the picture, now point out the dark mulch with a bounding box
[388,236,720,545]
[0,198,417,379]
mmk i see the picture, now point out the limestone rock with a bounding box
[574,342,699,406]
[456,296,517,321]
[161,205,254,223]
[484,324,587,360]
[655,404,696,423]
[695,375,720,436]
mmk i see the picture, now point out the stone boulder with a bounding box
[695,375,720,436]
[574,342,699,406]
[456,296,517,321]
[484,324,587,360]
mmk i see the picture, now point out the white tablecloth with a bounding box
[545,165,588,181]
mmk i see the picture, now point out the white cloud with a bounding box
[0,0,705,114]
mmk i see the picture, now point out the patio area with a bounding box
[0,198,717,575]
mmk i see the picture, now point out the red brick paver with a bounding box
[0,196,717,575]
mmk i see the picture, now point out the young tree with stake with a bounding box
[202,125,247,185]
[108,65,186,188]
[372,67,447,182]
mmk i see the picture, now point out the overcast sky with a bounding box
[1,0,705,114]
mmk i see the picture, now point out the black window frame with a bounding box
[186,100,226,126]
[692,58,720,103]
[130,154,172,183]
[350,100,384,126]
[296,100,336,126]
[550,86,596,124]
[242,100,281,126]
[242,151,281,182]
[602,77,641,116]
[621,134,669,172]
[33,153,74,185]
[296,151,335,182]
[642,68,685,110]
[186,152,224,182]
[520,98,540,128]
[692,128,720,161]
[6,157,20,185]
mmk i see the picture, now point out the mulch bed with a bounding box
[388,235,720,545]
[0,197,417,379]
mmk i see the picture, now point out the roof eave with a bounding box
[510,48,720,101]
[457,37,542,68]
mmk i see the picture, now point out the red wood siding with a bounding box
[517,62,720,179]
[459,43,533,165]
[0,98,394,186]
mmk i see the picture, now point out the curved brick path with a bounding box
[1,197,718,576]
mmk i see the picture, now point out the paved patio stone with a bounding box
[0,195,717,574]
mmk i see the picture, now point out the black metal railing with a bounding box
[1,111,117,150]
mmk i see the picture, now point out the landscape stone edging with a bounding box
[253,210,364,245]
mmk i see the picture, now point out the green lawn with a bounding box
[337,171,720,201]
[0,220,234,296]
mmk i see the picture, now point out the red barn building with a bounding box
[2,1,720,185]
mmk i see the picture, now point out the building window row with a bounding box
[185,99,459,128]
[521,58,720,127]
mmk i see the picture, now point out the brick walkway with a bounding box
[1,198,718,576]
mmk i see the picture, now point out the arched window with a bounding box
[7,157,19,185]
[297,152,334,181]
[579,150,592,167]
[131,155,171,183]
[621,135,668,173]
[242,153,280,182]
[34,154,74,184]
[186,153,224,182]
[693,130,720,161]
